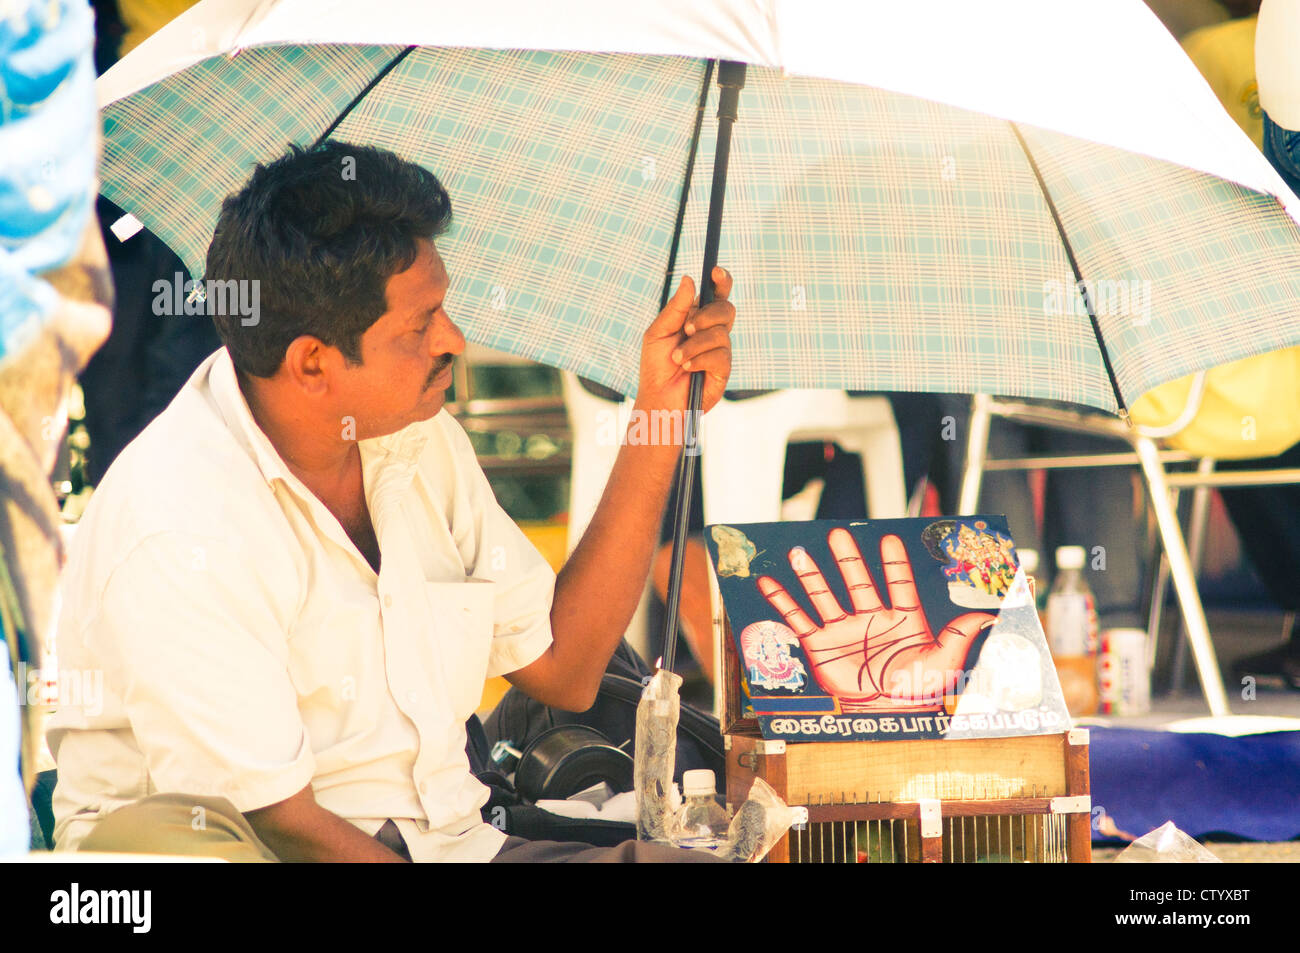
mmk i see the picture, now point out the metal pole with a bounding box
[660,60,746,674]
[1171,457,1216,694]
[958,393,994,514]
[1134,436,1230,715]
[1146,529,1173,672]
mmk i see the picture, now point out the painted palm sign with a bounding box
[706,518,1071,743]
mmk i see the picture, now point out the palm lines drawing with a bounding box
[803,608,933,698]
[758,531,993,707]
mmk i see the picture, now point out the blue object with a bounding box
[1263,111,1300,198]
[1090,726,1300,843]
[0,0,98,364]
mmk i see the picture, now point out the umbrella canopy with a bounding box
[95,0,1300,413]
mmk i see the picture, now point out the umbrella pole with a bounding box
[659,60,746,675]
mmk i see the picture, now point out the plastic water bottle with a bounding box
[1018,547,1040,603]
[1045,545,1099,716]
[674,769,729,849]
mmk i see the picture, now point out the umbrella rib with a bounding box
[657,59,716,311]
[313,46,418,148]
[1008,121,1130,421]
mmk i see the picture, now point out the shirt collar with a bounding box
[204,348,434,487]
[368,416,433,465]
[205,348,296,487]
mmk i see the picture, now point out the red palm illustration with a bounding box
[756,529,995,712]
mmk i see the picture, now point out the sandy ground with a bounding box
[1093,840,1300,862]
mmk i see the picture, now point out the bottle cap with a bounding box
[1018,548,1039,576]
[682,769,716,797]
[1055,545,1086,571]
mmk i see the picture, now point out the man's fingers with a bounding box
[671,325,731,367]
[657,268,732,338]
[828,528,882,614]
[756,576,817,639]
[684,299,736,337]
[644,274,695,340]
[675,350,731,391]
[710,266,733,302]
[683,268,734,335]
[880,535,921,612]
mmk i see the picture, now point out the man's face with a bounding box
[337,238,464,438]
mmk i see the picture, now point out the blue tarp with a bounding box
[1090,726,1300,843]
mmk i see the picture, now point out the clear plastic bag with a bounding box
[634,670,682,843]
[716,777,808,863]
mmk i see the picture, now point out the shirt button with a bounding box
[383,595,393,608]
[407,691,418,704]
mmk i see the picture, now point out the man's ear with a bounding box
[281,335,333,397]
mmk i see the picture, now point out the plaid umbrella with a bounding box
[95,0,1300,417]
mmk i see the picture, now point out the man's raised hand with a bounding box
[636,267,734,417]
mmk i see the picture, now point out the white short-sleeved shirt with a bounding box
[47,348,555,861]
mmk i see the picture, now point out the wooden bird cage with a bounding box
[717,607,1092,864]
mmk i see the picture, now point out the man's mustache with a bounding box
[425,354,454,390]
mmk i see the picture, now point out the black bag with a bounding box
[466,641,725,846]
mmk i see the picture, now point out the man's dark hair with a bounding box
[205,142,452,377]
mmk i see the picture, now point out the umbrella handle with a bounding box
[659,61,746,676]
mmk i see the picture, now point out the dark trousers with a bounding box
[1218,441,1300,617]
[491,835,725,863]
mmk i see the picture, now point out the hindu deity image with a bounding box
[922,519,1019,603]
[740,620,808,691]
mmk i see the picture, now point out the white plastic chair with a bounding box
[700,390,907,525]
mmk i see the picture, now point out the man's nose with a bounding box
[434,312,467,356]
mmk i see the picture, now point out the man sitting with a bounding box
[47,142,735,862]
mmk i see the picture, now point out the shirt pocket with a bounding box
[422,579,497,722]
